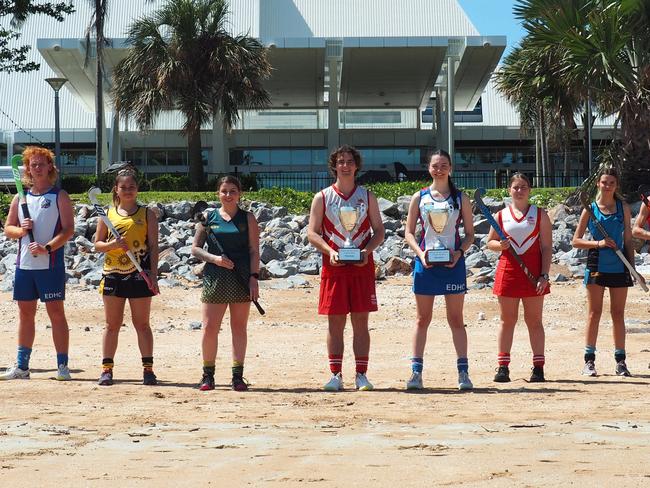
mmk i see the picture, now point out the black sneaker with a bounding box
[615,361,631,377]
[143,369,158,385]
[199,373,215,391]
[232,376,249,392]
[494,365,510,383]
[530,366,545,382]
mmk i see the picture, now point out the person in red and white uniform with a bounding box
[307,145,385,392]
[487,173,552,383]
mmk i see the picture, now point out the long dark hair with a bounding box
[427,149,459,209]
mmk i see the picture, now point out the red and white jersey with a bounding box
[497,204,541,255]
[321,184,371,252]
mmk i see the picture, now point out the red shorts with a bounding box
[318,273,378,315]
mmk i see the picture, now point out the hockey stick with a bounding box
[11,154,35,244]
[473,188,538,286]
[639,185,650,209]
[88,187,159,295]
[579,191,648,292]
[192,201,265,315]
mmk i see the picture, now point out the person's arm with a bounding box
[247,212,260,301]
[354,191,385,267]
[146,207,159,292]
[622,203,635,265]
[3,195,26,240]
[572,207,616,250]
[445,193,474,268]
[536,209,553,294]
[190,221,234,269]
[307,191,341,266]
[404,191,428,266]
[94,208,127,253]
[632,202,650,240]
[28,190,74,255]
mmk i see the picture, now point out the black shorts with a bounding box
[584,270,633,288]
[100,271,154,298]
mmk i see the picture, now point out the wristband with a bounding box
[249,273,259,279]
[45,244,52,254]
[540,273,549,281]
[458,248,465,258]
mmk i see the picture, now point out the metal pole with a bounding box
[446,56,455,158]
[586,94,593,173]
[54,89,61,178]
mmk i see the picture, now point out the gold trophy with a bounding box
[422,203,453,265]
[337,204,364,263]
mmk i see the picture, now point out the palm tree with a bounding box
[111,0,271,189]
[513,0,650,196]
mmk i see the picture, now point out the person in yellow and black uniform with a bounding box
[94,168,159,386]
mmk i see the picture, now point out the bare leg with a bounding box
[497,296,520,354]
[17,300,37,349]
[201,303,228,362]
[444,294,467,358]
[229,302,251,364]
[102,296,126,360]
[350,312,370,359]
[412,295,435,358]
[327,314,347,359]
[522,296,545,356]
[585,284,605,348]
[609,287,628,351]
[128,297,153,358]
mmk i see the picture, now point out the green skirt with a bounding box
[201,262,251,304]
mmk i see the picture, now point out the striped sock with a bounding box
[328,355,343,375]
[56,353,68,367]
[411,357,423,374]
[203,360,215,376]
[457,357,469,373]
[497,352,510,367]
[614,349,626,363]
[17,346,32,371]
[102,357,114,371]
[533,355,545,368]
[142,356,154,371]
[584,345,596,363]
[232,360,244,379]
[355,356,368,374]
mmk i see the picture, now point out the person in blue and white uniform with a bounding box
[1,146,75,381]
[404,149,475,391]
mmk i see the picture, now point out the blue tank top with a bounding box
[587,200,625,273]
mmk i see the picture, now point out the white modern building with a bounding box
[0,0,614,189]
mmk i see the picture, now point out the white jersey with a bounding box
[320,184,371,252]
[17,187,64,270]
[418,188,462,251]
[497,204,541,255]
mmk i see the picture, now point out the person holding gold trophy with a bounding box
[307,145,385,391]
[404,149,475,391]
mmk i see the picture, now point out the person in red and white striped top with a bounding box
[307,145,385,392]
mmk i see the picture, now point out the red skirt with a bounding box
[493,242,550,298]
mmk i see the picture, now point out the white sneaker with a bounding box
[458,371,473,391]
[56,364,72,381]
[355,373,374,391]
[582,360,597,377]
[0,364,30,380]
[323,372,343,391]
[406,372,424,390]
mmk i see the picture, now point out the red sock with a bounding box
[497,352,511,367]
[328,355,342,374]
[533,355,545,368]
[355,356,368,374]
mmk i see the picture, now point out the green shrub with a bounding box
[0,192,13,223]
[61,175,96,194]
[150,174,190,191]
[245,187,313,214]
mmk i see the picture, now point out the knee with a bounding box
[587,309,602,321]
[415,314,431,329]
[133,321,152,333]
[203,320,221,334]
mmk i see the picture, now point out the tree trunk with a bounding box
[539,108,547,187]
[535,124,542,187]
[187,127,204,190]
[619,95,650,198]
[563,142,570,187]
[95,0,103,181]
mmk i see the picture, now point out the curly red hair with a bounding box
[22,146,58,186]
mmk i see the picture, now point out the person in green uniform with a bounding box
[191,176,260,391]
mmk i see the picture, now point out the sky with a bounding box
[458,0,525,55]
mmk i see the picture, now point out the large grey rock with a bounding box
[384,256,411,276]
[83,269,103,286]
[164,201,192,220]
[396,195,412,218]
[253,206,273,223]
[298,259,320,275]
[176,245,193,257]
[378,197,401,219]
[260,242,284,263]
[472,218,492,234]
[271,206,288,219]
[465,251,490,269]
[266,260,297,278]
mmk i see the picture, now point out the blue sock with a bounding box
[614,349,626,363]
[457,357,468,373]
[57,353,68,367]
[411,357,423,373]
[17,346,32,370]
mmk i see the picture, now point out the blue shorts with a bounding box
[413,257,467,296]
[13,267,66,302]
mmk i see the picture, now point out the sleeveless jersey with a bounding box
[17,187,64,270]
[493,205,549,297]
[103,206,150,274]
[586,200,625,274]
[205,208,250,268]
[320,184,374,277]
[417,188,462,252]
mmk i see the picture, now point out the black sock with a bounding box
[584,353,596,363]
[102,357,114,370]
[142,356,154,370]
[232,362,244,379]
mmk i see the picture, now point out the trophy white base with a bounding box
[338,247,363,264]
[425,249,452,265]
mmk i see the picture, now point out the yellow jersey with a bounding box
[103,205,150,274]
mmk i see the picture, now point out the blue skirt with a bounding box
[413,256,467,296]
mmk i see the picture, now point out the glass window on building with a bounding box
[167,149,187,166]
[201,149,210,166]
[269,149,291,166]
[123,150,145,166]
[148,150,167,166]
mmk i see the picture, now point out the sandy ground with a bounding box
[1,268,650,487]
